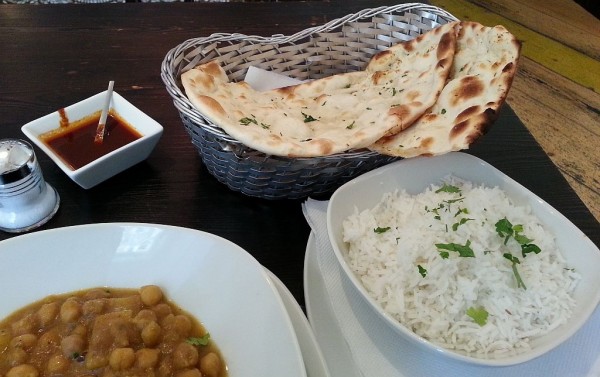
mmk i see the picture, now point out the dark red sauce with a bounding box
[41,110,142,170]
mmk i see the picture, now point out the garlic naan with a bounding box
[370,22,521,157]
[181,22,458,157]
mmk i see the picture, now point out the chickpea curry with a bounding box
[0,286,227,377]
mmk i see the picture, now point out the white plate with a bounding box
[0,223,306,377]
[266,270,331,377]
[327,152,600,366]
[304,232,600,376]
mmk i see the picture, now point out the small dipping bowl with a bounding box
[0,139,60,233]
[21,91,163,189]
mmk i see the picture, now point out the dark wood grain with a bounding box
[0,1,598,309]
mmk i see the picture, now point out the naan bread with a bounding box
[181,22,457,157]
[370,22,521,157]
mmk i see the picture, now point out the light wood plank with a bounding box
[468,0,600,60]
[430,0,600,93]
[506,57,600,222]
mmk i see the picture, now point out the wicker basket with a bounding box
[161,3,458,200]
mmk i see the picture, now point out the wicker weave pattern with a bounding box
[162,3,458,199]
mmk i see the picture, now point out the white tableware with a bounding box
[0,223,306,377]
[21,91,163,189]
[326,152,600,366]
[266,269,331,377]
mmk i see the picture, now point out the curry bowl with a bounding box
[0,223,307,377]
[326,152,600,366]
[21,91,163,189]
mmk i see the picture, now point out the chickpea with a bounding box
[0,328,11,350]
[109,348,135,371]
[5,348,28,367]
[11,314,36,337]
[6,364,39,377]
[71,324,87,338]
[36,302,59,327]
[9,334,37,350]
[46,354,69,374]
[60,298,81,323]
[176,369,201,377]
[173,315,192,337]
[135,348,160,368]
[152,303,172,321]
[60,334,86,359]
[141,321,161,346]
[37,330,60,353]
[133,309,157,330]
[173,342,198,369]
[199,352,221,377]
[82,299,106,315]
[140,285,163,307]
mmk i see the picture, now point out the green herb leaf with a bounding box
[346,121,356,129]
[503,253,527,289]
[373,226,391,234]
[521,243,541,256]
[439,251,450,259]
[435,240,475,258]
[417,265,427,278]
[495,218,514,244]
[186,334,211,347]
[466,306,488,326]
[452,218,474,231]
[301,112,318,123]
[514,233,533,245]
[239,116,258,126]
[435,184,461,194]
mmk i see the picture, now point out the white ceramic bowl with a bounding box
[0,223,307,377]
[327,152,600,366]
[21,91,163,189]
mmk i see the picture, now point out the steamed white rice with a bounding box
[342,177,580,357]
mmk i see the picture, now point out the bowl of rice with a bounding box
[326,152,600,366]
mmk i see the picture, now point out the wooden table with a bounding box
[0,1,598,309]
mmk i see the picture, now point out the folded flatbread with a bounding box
[181,22,458,157]
[369,21,521,157]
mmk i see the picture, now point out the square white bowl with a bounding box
[327,152,600,366]
[21,91,163,189]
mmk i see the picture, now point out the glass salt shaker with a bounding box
[0,139,60,233]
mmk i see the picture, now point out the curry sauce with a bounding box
[0,286,227,377]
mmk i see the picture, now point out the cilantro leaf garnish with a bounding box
[503,253,527,289]
[302,112,317,122]
[466,306,488,326]
[373,226,391,234]
[452,218,474,231]
[239,116,258,126]
[186,334,211,347]
[435,184,461,194]
[417,265,427,278]
[495,218,541,257]
[435,240,475,258]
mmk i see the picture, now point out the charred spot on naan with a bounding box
[450,107,498,145]
[449,76,485,107]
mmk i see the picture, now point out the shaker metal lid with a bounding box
[0,139,35,185]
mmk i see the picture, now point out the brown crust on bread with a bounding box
[181,22,457,157]
[370,21,521,158]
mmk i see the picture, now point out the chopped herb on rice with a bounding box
[342,178,580,357]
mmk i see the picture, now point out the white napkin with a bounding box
[244,66,303,91]
[302,198,600,377]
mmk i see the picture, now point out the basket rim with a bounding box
[160,2,459,159]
